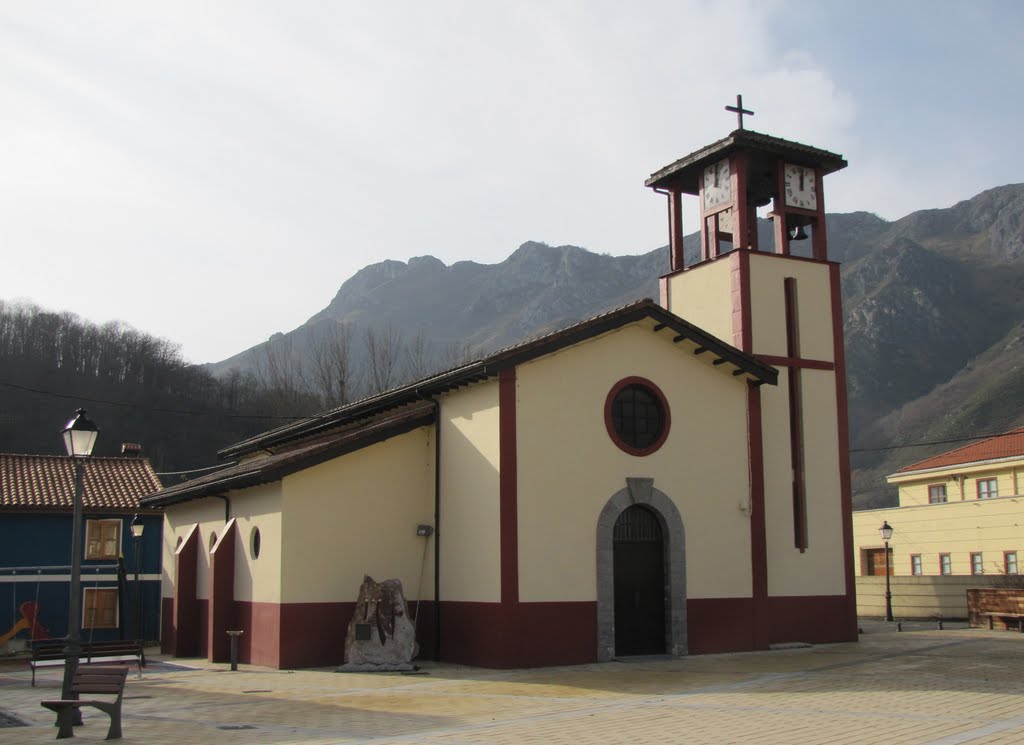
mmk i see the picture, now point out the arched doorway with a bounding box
[613,505,665,655]
[595,478,686,662]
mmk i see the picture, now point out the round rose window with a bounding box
[604,377,670,456]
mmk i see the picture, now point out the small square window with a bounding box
[971,552,984,575]
[928,485,947,504]
[83,588,118,629]
[85,520,121,561]
[1006,552,1018,575]
[977,479,998,499]
[939,554,952,575]
[910,555,922,575]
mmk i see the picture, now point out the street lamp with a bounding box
[879,520,894,622]
[130,514,144,642]
[60,408,99,729]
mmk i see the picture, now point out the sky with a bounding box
[2,1,1023,364]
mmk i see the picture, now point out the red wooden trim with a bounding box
[732,251,752,353]
[208,520,237,663]
[829,265,858,636]
[755,354,835,371]
[747,382,768,649]
[669,189,684,271]
[733,151,749,249]
[813,167,828,260]
[773,159,790,256]
[499,368,519,606]
[785,277,808,551]
[172,526,199,658]
[603,376,672,457]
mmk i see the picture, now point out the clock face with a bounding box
[702,159,732,209]
[784,164,817,210]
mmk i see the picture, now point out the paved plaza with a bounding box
[2,622,1024,744]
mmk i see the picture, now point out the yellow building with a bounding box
[143,125,858,668]
[853,428,1024,580]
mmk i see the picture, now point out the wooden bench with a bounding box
[30,640,145,687]
[980,611,1024,632]
[41,665,129,740]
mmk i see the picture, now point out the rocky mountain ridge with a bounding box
[209,184,1024,508]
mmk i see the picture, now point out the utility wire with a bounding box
[2,380,1014,455]
[154,462,238,477]
[850,432,1006,454]
[0,380,305,421]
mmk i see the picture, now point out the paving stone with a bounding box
[0,624,1023,744]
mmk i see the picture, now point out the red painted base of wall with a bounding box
[686,595,855,654]
[161,595,855,669]
[439,601,597,668]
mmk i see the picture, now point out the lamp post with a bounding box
[879,520,894,622]
[130,515,144,642]
[60,408,99,728]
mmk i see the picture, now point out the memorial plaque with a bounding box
[355,623,372,641]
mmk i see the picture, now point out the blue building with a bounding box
[0,448,163,648]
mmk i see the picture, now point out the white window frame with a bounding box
[977,479,998,499]
[971,552,984,575]
[939,554,952,575]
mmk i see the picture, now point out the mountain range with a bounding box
[208,184,1024,508]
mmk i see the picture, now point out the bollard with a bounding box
[896,621,902,632]
[937,619,943,630]
[227,630,244,671]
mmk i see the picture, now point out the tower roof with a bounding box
[645,129,847,195]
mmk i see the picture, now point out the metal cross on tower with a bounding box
[725,94,754,129]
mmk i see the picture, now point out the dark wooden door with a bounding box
[613,505,665,655]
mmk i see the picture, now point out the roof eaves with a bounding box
[146,406,436,508]
[645,129,847,191]
[219,299,775,458]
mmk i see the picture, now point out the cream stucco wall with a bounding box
[438,381,501,603]
[760,370,847,596]
[279,427,435,604]
[162,497,230,601]
[891,462,1023,507]
[226,483,284,603]
[747,253,834,361]
[664,256,735,343]
[515,320,754,602]
[854,456,1024,578]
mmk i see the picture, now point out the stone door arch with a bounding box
[596,478,686,660]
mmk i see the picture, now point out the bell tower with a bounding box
[646,95,847,283]
[645,98,858,647]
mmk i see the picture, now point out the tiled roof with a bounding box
[896,427,1024,473]
[0,453,163,511]
[220,298,778,459]
[645,129,848,192]
[141,402,434,508]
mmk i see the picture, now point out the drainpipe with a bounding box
[417,391,442,661]
[213,494,230,523]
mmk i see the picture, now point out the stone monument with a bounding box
[338,576,419,672]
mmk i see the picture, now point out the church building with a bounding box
[143,117,858,669]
